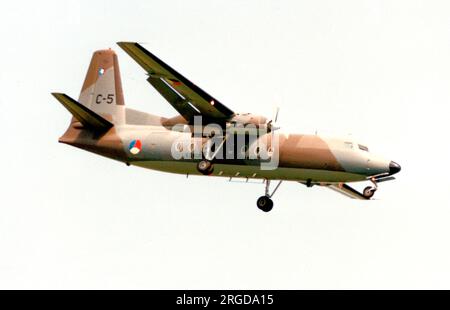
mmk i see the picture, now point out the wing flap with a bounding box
[51,93,113,131]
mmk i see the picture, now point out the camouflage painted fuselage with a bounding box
[56,47,395,186]
[59,119,391,184]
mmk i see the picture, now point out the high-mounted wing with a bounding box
[117,42,234,123]
[327,183,370,200]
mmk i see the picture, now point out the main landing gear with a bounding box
[257,196,273,212]
[196,134,229,176]
[257,179,283,212]
[197,159,214,175]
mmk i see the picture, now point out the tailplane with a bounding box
[52,48,129,162]
[51,93,113,131]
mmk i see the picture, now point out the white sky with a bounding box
[1,0,449,289]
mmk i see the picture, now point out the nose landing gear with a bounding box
[363,177,379,199]
[363,186,376,199]
[257,180,283,212]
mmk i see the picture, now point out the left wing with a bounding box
[327,183,370,200]
[117,42,235,123]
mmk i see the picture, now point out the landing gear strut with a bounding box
[257,179,282,212]
[196,134,229,176]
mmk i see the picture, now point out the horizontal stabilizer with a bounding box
[51,93,113,131]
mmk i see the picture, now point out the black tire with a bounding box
[257,196,274,212]
[363,186,376,199]
[197,160,213,175]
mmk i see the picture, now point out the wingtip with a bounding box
[51,92,64,98]
[51,93,73,103]
[117,41,136,47]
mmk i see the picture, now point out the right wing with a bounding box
[326,183,370,200]
[117,42,235,123]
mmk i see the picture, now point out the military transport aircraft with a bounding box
[52,42,401,212]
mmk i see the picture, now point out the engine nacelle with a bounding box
[229,113,267,126]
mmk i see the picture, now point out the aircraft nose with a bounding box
[389,161,401,175]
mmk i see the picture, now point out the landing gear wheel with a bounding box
[363,186,376,199]
[197,160,214,175]
[257,196,274,212]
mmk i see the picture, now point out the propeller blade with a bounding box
[273,107,280,123]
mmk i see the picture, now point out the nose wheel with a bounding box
[363,186,376,199]
[363,177,379,199]
[257,180,282,212]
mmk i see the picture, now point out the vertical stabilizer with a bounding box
[78,49,125,124]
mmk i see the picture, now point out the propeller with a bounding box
[266,106,280,157]
[273,106,280,123]
[267,106,280,133]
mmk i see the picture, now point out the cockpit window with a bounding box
[358,144,369,152]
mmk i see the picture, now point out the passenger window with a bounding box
[358,144,369,152]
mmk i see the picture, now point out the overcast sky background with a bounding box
[1,0,449,289]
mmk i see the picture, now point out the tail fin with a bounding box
[78,49,125,124]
